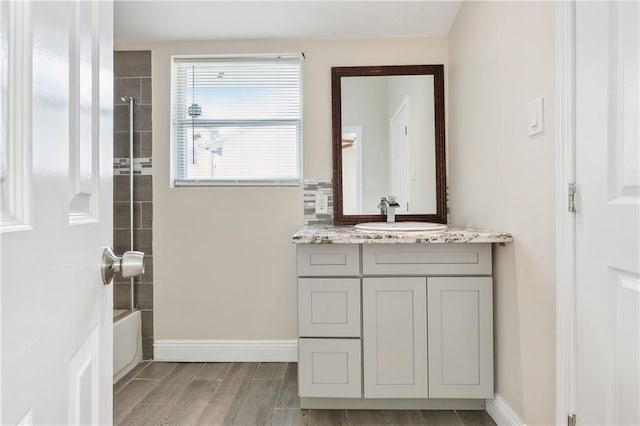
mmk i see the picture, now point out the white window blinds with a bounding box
[172,56,302,185]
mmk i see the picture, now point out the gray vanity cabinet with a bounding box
[296,242,494,407]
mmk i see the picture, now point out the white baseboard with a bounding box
[486,395,525,426]
[154,339,298,362]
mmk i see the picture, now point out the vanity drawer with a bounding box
[298,278,361,337]
[362,243,491,276]
[298,338,362,398]
[297,244,360,277]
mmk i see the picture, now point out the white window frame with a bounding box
[170,53,303,187]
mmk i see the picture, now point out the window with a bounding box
[171,55,302,186]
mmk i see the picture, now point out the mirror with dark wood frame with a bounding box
[332,65,447,225]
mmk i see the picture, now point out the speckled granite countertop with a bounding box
[292,224,513,244]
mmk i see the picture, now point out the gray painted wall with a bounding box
[448,3,556,424]
[113,37,448,343]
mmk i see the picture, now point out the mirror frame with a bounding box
[331,64,447,225]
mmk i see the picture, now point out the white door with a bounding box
[1,1,114,424]
[575,2,639,425]
[390,101,410,213]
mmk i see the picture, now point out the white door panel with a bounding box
[575,2,639,425]
[390,100,410,213]
[1,1,113,424]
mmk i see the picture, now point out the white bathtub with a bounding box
[113,309,143,383]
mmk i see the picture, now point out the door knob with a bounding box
[101,247,145,285]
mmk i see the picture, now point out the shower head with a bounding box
[120,96,135,103]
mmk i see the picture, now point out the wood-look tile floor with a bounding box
[114,362,496,426]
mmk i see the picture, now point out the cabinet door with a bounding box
[363,277,427,398]
[427,277,493,398]
[298,338,362,398]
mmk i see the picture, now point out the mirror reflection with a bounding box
[341,74,436,215]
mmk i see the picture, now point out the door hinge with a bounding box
[568,413,576,426]
[404,125,408,136]
[568,182,576,213]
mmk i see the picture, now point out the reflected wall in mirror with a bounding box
[332,65,446,225]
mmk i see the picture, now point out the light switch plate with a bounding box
[528,97,544,137]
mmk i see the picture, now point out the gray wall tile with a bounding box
[114,51,151,78]
[114,77,141,105]
[114,175,130,201]
[134,229,153,254]
[137,131,152,158]
[114,229,134,255]
[114,283,132,310]
[136,284,153,310]
[114,104,152,132]
[141,310,153,337]
[114,132,131,158]
[114,105,130,132]
[114,202,131,229]
[132,202,142,229]
[132,104,152,131]
[140,78,152,104]
[140,202,153,228]
[115,131,151,159]
[142,337,154,360]
[134,175,153,201]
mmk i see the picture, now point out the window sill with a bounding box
[173,179,301,187]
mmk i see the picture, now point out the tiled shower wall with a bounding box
[113,51,154,359]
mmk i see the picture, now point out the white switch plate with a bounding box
[528,97,544,137]
[315,194,328,214]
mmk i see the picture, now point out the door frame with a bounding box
[555,1,577,425]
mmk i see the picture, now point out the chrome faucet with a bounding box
[378,196,400,223]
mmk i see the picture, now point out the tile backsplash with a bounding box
[303,180,451,225]
[303,180,333,225]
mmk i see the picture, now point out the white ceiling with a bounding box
[114,1,462,45]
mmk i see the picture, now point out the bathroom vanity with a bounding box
[292,225,512,409]
[301,63,512,409]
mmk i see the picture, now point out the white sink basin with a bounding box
[354,222,448,232]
